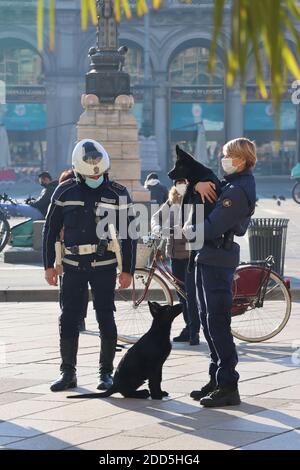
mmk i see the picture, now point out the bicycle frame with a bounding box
[132,241,187,307]
[0,207,10,226]
[234,256,275,312]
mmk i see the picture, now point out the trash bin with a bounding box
[248,218,289,276]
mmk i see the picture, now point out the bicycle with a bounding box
[291,163,300,204]
[116,237,292,344]
[0,193,17,253]
[292,178,300,204]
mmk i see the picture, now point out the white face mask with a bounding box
[221,158,237,175]
[176,183,187,196]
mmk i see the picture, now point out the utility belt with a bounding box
[64,241,114,256]
[62,241,118,269]
[55,227,122,272]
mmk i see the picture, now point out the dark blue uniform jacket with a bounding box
[43,176,137,274]
[195,170,256,268]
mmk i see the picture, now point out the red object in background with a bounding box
[0,169,17,181]
[231,266,270,317]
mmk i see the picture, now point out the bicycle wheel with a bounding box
[0,215,10,253]
[116,268,173,344]
[231,266,291,342]
[292,180,300,204]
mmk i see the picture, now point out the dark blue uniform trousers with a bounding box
[196,263,239,388]
[171,258,200,337]
[60,267,117,341]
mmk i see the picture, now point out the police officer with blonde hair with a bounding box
[184,137,257,407]
[43,139,136,392]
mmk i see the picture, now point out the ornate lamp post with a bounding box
[77,0,150,202]
[86,0,130,102]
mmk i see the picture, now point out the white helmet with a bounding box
[72,139,110,177]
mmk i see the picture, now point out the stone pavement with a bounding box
[0,300,300,450]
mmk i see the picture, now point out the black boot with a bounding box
[173,328,189,343]
[190,378,216,401]
[97,337,116,390]
[50,337,78,392]
[200,387,241,407]
[98,373,113,390]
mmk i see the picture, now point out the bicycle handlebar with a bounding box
[0,193,17,205]
[240,256,275,268]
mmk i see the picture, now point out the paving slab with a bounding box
[4,426,121,450]
[238,430,300,450]
[138,429,276,450]
[0,418,78,438]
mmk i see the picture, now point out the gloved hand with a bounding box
[25,196,36,205]
[182,222,196,242]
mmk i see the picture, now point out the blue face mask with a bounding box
[85,175,104,189]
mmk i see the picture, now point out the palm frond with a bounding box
[49,0,56,50]
[37,0,44,51]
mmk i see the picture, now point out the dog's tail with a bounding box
[67,385,117,399]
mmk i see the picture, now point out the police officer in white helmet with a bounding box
[43,139,137,392]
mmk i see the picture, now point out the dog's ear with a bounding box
[176,145,195,162]
[175,144,181,159]
[148,301,160,318]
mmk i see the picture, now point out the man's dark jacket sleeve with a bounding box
[42,189,64,269]
[30,181,58,217]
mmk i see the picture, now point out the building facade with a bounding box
[0,0,298,182]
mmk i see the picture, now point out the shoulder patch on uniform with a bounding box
[222,198,232,208]
[59,178,76,187]
[111,181,126,191]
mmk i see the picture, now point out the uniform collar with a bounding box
[224,169,252,182]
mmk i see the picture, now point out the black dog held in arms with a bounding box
[67,302,183,400]
[168,145,222,220]
[168,145,222,270]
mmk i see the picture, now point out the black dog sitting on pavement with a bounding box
[67,301,183,400]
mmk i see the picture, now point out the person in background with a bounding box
[27,171,58,218]
[144,172,168,206]
[151,179,200,345]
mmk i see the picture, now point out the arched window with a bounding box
[0,42,43,86]
[169,46,223,86]
[168,46,225,173]
[0,40,46,171]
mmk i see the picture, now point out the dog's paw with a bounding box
[161,391,169,397]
